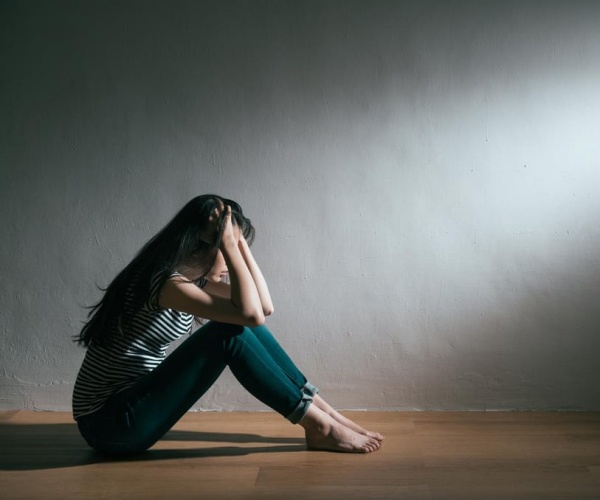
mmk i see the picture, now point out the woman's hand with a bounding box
[201,205,224,244]
[219,205,239,249]
[201,204,238,247]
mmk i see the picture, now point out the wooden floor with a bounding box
[1,411,599,499]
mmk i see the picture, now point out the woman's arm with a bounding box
[188,227,274,315]
[238,235,274,316]
[220,213,265,324]
[158,206,265,326]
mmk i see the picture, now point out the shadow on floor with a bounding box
[0,422,306,471]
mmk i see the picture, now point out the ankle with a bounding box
[298,405,330,432]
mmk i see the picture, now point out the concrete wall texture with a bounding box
[1,0,600,412]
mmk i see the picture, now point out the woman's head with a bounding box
[74,194,254,347]
[167,195,255,279]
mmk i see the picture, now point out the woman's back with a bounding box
[72,272,194,419]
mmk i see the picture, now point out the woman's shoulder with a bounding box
[164,271,207,288]
[147,271,207,311]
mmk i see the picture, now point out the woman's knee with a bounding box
[248,323,273,340]
[220,325,262,357]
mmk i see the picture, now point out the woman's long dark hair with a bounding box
[74,194,255,348]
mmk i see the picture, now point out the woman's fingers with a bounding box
[220,206,233,229]
[201,204,227,244]
[209,206,222,221]
[208,205,228,227]
[222,206,233,231]
[220,206,239,247]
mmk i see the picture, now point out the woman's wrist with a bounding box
[220,237,239,253]
[237,235,249,252]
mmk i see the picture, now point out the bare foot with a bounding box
[299,405,382,453]
[312,395,384,442]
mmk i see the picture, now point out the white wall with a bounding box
[1,0,599,412]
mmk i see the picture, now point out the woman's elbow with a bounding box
[244,310,266,327]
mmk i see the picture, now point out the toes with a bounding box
[362,438,381,453]
[364,431,384,442]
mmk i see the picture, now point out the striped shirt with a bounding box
[72,272,204,420]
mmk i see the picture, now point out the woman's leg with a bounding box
[77,322,382,454]
[78,322,312,454]
[248,325,319,396]
[221,325,382,452]
[250,324,383,442]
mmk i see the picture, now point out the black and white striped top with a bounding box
[72,272,204,420]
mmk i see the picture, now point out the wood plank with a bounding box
[0,410,19,422]
[0,411,599,499]
[0,465,260,499]
[415,420,600,436]
[250,485,432,499]
[256,464,600,499]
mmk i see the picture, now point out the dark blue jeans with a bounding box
[76,322,318,455]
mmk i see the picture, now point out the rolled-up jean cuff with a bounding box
[286,394,313,424]
[302,382,319,397]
